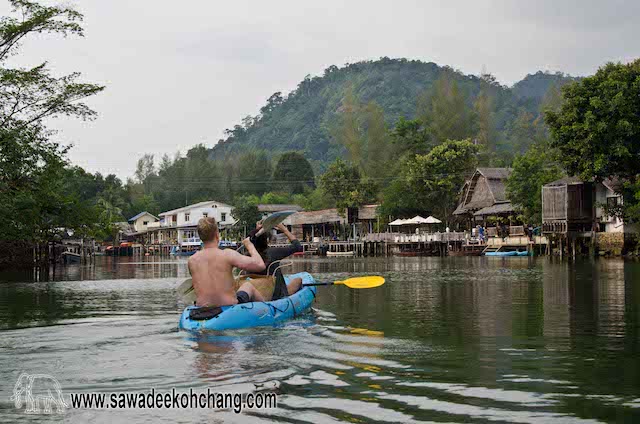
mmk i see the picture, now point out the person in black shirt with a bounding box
[250,223,303,300]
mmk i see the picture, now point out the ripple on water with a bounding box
[1,257,640,423]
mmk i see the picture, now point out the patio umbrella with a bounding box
[425,215,442,224]
[406,215,429,224]
[389,218,408,226]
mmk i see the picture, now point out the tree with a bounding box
[390,117,430,155]
[319,159,376,212]
[331,86,363,166]
[272,152,314,194]
[473,88,497,165]
[292,187,334,211]
[427,72,474,144]
[506,142,564,224]
[0,1,104,128]
[361,101,390,177]
[231,196,261,235]
[506,110,538,156]
[380,140,478,223]
[545,59,640,220]
[135,154,155,185]
[0,1,103,257]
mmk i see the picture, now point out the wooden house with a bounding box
[542,177,631,234]
[286,205,379,241]
[542,177,594,234]
[453,168,514,223]
[541,177,636,255]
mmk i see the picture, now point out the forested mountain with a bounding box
[210,58,578,170]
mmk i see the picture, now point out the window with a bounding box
[143,221,148,226]
[185,213,190,222]
[202,212,208,218]
[221,212,226,222]
[212,204,218,208]
[607,196,619,208]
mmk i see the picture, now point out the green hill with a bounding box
[210,58,578,168]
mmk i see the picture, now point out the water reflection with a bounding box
[0,256,639,423]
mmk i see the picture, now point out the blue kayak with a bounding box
[179,272,317,331]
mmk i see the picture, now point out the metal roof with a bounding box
[128,211,159,222]
[158,200,233,216]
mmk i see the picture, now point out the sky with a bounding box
[2,0,639,179]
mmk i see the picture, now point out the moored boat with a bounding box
[485,250,530,257]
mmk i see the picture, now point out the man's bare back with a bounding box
[188,238,265,307]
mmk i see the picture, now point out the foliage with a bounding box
[390,117,430,155]
[331,89,392,177]
[425,72,475,145]
[545,59,640,181]
[210,58,578,166]
[0,0,104,251]
[319,159,376,212]
[272,152,314,194]
[545,59,640,221]
[506,141,565,224]
[380,140,478,222]
[292,187,334,211]
[231,196,261,230]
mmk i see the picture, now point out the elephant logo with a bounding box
[10,372,68,414]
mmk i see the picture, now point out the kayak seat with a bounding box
[189,305,223,321]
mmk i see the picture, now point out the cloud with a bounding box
[1,0,638,178]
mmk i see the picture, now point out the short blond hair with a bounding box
[197,217,219,242]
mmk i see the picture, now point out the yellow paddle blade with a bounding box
[335,276,385,289]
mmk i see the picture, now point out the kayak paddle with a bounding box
[177,275,385,303]
[177,278,196,304]
[236,210,297,252]
[303,276,385,289]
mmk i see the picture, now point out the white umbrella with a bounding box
[389,218,408,226]
[407,215,429,224]
[425,215,442,224]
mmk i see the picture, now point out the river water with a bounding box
[0,256,639,423]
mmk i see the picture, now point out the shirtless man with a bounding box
[188,217,266,307]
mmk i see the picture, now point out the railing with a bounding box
[364,232,467,243]
[364,233,396,242]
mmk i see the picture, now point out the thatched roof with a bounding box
[473,202,515,216]
[454,168,512,215]
[477,168,512,179]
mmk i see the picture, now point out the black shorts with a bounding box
[236,290,250,304]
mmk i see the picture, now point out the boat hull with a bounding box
[179,272,317,331]
[485,251,530,257]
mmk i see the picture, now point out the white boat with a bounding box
[61,251,81,264]
[326,251,355,257]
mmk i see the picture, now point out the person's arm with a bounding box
[276,223,296,242]
[227,238,265,272]
[269,224,302,261]
[277,224,302,252]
